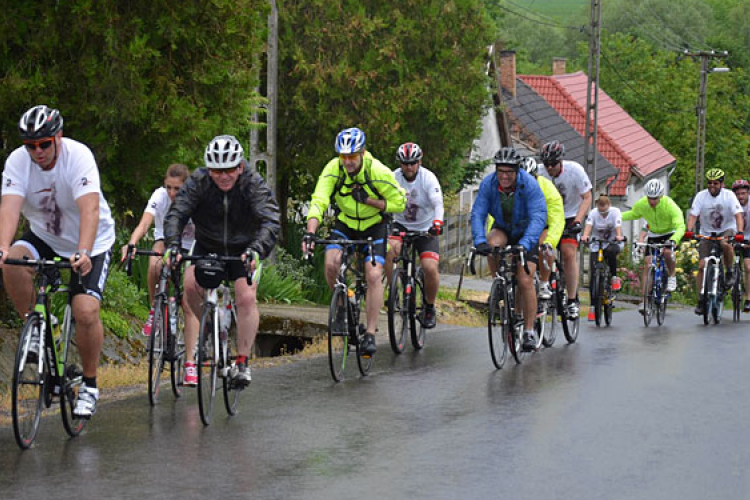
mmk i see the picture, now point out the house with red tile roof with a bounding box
[466,51,677,242]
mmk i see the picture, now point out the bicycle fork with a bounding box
[701,255,721,298]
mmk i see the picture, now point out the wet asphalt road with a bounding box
[2,307,750,500]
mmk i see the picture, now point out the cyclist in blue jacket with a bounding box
[471,147,547,351]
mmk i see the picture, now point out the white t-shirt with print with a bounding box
[586,207,623,251]
[2,138,115,257]
[741,202,750,239]
[393,166,444,232]
[144,187,195,249]
[540,160,592,218]
[690,188,742,236]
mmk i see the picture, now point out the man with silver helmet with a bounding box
[164,135,280,386]
[0,105,116,419]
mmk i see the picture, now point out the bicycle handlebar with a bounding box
[468,245,528,276]
[303,237,376,267]
[123,243,165,276]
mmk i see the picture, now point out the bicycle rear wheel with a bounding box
[12,314,45,449]
[409,269,426,350]
[487,281,508,369]
[542,297,558,347]
[356,324,373,376]
[222,326,240,416]
[148,298,166,406]
[170,298,186,398]
[387,269,408,354]
[328,288,349,382]
[60,310,86,437]
[643,268,655,327]
[197,305,218,425]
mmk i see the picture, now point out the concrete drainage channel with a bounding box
[254,315,326,357]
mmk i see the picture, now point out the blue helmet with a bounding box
[335,128,366,154]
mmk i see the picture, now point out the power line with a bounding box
[620,10,686,53]
[497,3,584,31]
[640,1,715,53]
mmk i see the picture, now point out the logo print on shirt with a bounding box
[35,185,63,236]
[404,188,419,222]
[81,177,89,187]
[709,204,724,229]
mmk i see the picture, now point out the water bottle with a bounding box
[168,297,178,334]
[50,314,60,337]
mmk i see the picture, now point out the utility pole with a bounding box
[685,50,729,194]
[584,0,601,192]
[249,0,279,201]
[582,0,601,288]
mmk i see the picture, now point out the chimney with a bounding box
[499,50,516,98]
[552,57,567,76]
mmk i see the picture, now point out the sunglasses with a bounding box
[400,161,418,166]
[208,166,240,175]
[24,139,54,151]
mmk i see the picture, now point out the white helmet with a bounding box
[644,179,665,198]
[204,135,244,169]
[522,157,539,176]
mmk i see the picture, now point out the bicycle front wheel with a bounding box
[197,305,218,425]
[642,267,655,327]
[656,274,667,326]
[732,267,742,322]
[487,281,508,369]
[542,295,558,347]
[592,270,603,327]
[703,262,715,326]
[387,269,408,354]
[409,269,426,350]
[12,314,45,449]
[328,288,349,382]
[148,298,166,406]
[60,311,86,437]
[356,324,374,376]
[170,297,186,398]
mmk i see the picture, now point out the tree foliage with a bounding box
[277,0,495,201]
[0,0,268,214]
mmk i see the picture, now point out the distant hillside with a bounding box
[510,0,588,21]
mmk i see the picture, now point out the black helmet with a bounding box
[540,141,565,164]
[493,147,522,167]
[19,105,63,140]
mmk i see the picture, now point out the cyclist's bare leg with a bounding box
[234,278,259,358]
[2,244,35,314]
[561,241,579,298]
[538,229,552,282]
[182,266,203,364]
[663,247,676,276]
[722,240,735,273]
[71,294,104,378]
[324,249,343,290]
[364,262,384,334]
[420,256,439,304]
[517,260,537,332]
[147,240,166,303]
[486,228,508,277]
[385,238,402,286]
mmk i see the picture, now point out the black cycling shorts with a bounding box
[390,222,440,261]
[15,230,112,301]
[326,220,387,266]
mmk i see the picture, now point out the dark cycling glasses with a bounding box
[23,139,54,151]
[208,166,240,175]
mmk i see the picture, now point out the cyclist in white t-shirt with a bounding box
[581,194,624,321]
[686,168,744,315]
[731,179,750,312]
[386,142,444,328]
[539,141,592,319]
[121,164,195,337]
[0,105,116,419]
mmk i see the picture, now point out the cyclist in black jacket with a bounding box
[164,135,280,386]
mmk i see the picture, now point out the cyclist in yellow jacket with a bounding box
[522,157,564,299]
[302,128,406,356]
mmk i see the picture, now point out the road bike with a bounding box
[124,245,186,405]
[387,230,429,353]
[693,234,729,325]
[307,237,376,382]
[730,239,749,322]
[5,256,86,449]
[470,245,542,368]
[634,240,673,327]
[585,238,623,327]
[179,253,254,425]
